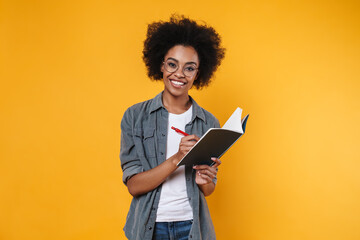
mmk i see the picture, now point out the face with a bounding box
[161,45,199,98]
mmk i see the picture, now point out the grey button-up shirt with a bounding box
[120,92,220,240]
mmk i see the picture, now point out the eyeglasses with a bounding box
[163,58,198,78]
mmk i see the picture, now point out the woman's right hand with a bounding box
[176,134,200,160]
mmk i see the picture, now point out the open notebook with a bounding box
[177,107,249,166]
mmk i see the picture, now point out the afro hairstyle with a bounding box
[142,15,225,89]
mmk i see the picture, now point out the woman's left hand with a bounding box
[193,157,221,185]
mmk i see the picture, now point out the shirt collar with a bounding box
[149,91,206,123]
[149,92,164,114]
[190,95,206,123]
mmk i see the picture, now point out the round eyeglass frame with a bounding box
[162,59,199,78]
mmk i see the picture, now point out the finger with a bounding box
[182,134,200,142]
[193,166,217,178]
[210,157,222,168]
[193,165,213,170]
[197,171,213,182]
[180,146,193,153]
[180,141,197,148]
[179,142,196,149]
[199,169,216,179]
[193,164,218,173]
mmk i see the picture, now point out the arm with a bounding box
[197,182,215,197]
[193,157,221,196]
[127,134,200,197]
[126,153,179,197]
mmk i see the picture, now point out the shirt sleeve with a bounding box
[120,108,143,185]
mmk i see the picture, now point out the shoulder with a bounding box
[123,99,152,117]
[121,93,161,128]
[202,107,220,128]
[201,107,217,121]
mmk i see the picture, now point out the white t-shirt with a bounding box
[156,105,193,222]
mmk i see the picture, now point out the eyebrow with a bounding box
[166,57,198,66]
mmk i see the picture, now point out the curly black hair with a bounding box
[142,15,225,89]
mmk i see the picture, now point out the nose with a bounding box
[174,67,185,78]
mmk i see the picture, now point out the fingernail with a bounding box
[211,157,216,161]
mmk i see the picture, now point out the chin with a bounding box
[168,88,187,97]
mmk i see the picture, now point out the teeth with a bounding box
[171,80,185,86]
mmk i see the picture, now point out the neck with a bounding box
[162,91,192,114]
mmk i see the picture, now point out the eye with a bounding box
[167,61,177,69]
[184,66,196,72]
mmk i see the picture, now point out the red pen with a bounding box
[171,126,189,136]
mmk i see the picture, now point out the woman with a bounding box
[120,15,225,240]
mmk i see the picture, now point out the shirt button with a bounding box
[190,235,192,238]
[189,197,191,201]
[160,152,164,155]
[148,226,152,230]
[162,133,165,137]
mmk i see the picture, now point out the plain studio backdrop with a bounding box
[0,1,359,239]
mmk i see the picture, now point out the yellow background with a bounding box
[1,0,359,239]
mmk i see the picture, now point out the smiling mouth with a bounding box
[170,80,186,87]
